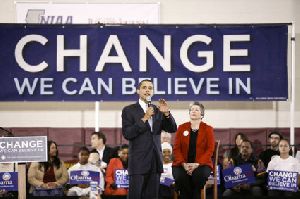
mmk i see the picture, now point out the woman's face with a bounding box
[162,149,172,162]
[279,140,290,155]
[119,148,129,162]
[49,143,57,157]
[189,105,202,120]
[235,135,243,147]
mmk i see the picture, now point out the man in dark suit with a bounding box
[90,131,113,171]
[122,79,177,199]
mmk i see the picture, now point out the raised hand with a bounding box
[158,99,170,116]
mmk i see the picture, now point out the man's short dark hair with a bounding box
[91,131,107,144]
[136,79,152,90]
[268,131,283,139]
[90,149,99,154]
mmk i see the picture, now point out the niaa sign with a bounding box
[0,24,288,101]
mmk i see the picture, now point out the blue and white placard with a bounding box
[222,164,255,189]
[268,170,298,192]
[0,136,47,163]
[0,24,288,101]
[0,172,18,191]
[115,169,129,188]
[69,170,100,184]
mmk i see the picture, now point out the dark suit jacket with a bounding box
[102,146,113,165]
[122,102,177,175]
[172,121,215,169]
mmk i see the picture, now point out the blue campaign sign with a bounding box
[0,24,288,101]
[69,170,100,184]
[160,177,175,187]
[115,169,129,188]
[208,165,220,185]
[268,170,298,192]
[0,172,18,191]
[222,164,255,189]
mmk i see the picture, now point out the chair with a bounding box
[173,140,220,199]
[201,140,220,199]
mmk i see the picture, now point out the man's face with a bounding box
[137,81,153,102]
[240,142,252,158]
[269,135,280,148]
[91,134,102,149]
[79,150,89,165]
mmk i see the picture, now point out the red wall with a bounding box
[2,127,300,161]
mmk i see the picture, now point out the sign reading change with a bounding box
[0,136,47,163]
[268,170,298,192]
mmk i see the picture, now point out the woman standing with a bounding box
[28,140,68,196]
[172,102,215,199]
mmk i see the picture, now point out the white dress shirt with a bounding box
[139,99,153,131]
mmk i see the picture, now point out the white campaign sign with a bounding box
[15,3,160,24]
[0,136,47,163]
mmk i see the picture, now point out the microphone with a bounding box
[146,96,152,107]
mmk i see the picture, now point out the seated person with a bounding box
[172,102,215,199]
[223,133,247,169]
[104,144,129,199]
[159,142,174,199]
[0,131,18,198]
[0,163,18,198]
[67,146,104,197]
[267,139,300,197]
[28,140,68,196]
[161,131,172,144]
[223,139,263,197]
[89,149,107,174]
[259,131,282,169]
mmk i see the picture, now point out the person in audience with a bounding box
[223,133,248,169]
[28,140,68,196]
[223,139,263,197]
[89,149,101,167]
[104,144,129,198]
[259,131,283,168]
[159,142,174,199]
[90,131,113,172]
[267,139,300,197]
[67,146,104,197]
[0,131,18,198]
[161,130,172,144]
[172,102,215,199]
[0,163,18,198]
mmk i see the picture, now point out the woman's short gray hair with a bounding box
[189,101,205,117]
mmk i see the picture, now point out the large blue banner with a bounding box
[0,24,288,101]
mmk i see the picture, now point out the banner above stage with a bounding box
[0,24,288,101]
